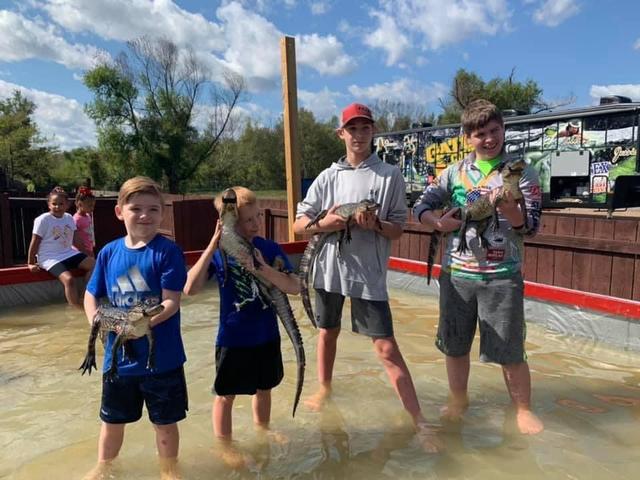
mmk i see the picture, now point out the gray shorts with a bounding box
[315,289,394,338]
[436,272,526,365]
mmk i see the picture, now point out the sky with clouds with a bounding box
[0,0,639,150]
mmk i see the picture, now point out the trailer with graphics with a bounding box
[374,98,640,210]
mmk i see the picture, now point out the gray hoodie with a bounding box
[296,153,407,300]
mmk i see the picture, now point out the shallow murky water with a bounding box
[1,286,640,479]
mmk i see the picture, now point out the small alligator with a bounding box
[299,199,381,326]
[424,159,527,281]
[79,298,164,381]
[456,159,527,253]
[218,188,305,418]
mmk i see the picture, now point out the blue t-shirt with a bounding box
[209,236,294,348]
[87,234,187,376]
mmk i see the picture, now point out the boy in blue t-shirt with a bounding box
[83,176,187,479]
[184,186,300,468]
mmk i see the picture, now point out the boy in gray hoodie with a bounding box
[293,103,439,452]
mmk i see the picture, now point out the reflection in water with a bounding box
[1,288,640,479]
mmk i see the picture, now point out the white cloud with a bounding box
[365,0,511,65]
[42,0,226,51]
[634,38,640,50]
[364,13,409,66]
[532,0,580,27]
[217,2,353,89]
[590,84,640,103]
[348,78,447,105]
[297,34,353,75]
[40,1,354,91]
[299,87,342,120]
[0,80,96,150]
[311,2,330,15]
[0,10,106,70]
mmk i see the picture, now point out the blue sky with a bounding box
[1,0,639,150]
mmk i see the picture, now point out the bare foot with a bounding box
[516,409,544,435]
[304,386,331,412]
[265,429,290,445]
[159,456,182,480]
[415,422,443,453]
[82,461,113,480]
[439,394,469,422]
[255,424,290,445]
[215,441,255,469]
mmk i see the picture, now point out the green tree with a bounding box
[0,90,54,190]
[297,109,344,178]
[438,68,570,124]
[84,36,245,193]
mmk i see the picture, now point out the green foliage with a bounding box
[0,90,56,190]
[438,69,544,124]
[84,36,245,193]
[188,108,343,193]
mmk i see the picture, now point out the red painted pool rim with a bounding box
[2,240,638,321]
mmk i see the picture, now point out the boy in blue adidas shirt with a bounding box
[184,186,300,468]
[83,176,187,480]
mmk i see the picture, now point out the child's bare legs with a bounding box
[154,423,181,479]
[373,336,441,453]
[304,327,339,411]
[253,388,271,429]
[441,354,471,421]
[253,389,288,444]
[212,394,246,468]
[213,394,234,439]
[83,422,124,479]
[502,362,544,435]
[80,256,95,282]
[57,270,80,307]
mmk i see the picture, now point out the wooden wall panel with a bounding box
[553,217,575,288]
[589,219,614,295]
[610,220,638,299]
[571,217,594,292]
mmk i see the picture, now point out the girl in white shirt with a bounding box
[27,186,95,306]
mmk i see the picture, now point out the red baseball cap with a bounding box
[339,103,374,128]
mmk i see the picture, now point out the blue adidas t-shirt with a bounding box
[87,234,187,376]
[209,236,294,348]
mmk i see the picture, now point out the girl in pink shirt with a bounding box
[74,186,96,257]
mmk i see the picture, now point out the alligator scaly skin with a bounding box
[456,159,527,253]
[299,200,380,325]
[79,298,164,381]
[219,188,305,417]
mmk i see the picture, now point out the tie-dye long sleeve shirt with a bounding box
[413,151,542,280]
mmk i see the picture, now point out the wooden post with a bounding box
[280,36,301,242]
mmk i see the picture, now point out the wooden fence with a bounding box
[245,199,640,303]
[1,195,639,302]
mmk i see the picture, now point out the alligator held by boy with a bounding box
[299,199,381,326]
[79,298,164,381]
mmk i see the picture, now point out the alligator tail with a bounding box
[270,287,305,417]
[298,233,328,327]
[426,232,440,285]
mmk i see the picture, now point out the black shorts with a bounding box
[315,288,394,338]
[100,366,188,425]
[47,252,87,277]
[213,339,284,396]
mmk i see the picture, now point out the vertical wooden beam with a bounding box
[280,36,301,241]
